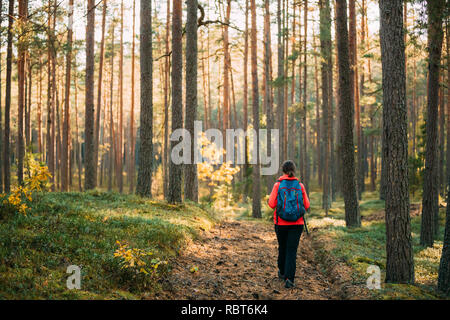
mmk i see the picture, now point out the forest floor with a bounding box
[156,216,370,300]
[0,191,447,300]
[154,190,449,300]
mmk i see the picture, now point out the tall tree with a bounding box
[446,22,450,191]
[421,0,446,247]
[168,0,183,204]
[221,0,231,135]
[137,0,153,197]
[379,0,415,284]
[94,0,107,188]
[335,0,361,228]
[0,0,3,193]
[108,22,115,192]
[117,0,124,193]
[184,0,198,202]
[277,0,285,173]
[163,0,170,198]
[3,0,13,193]
[129,0,136,194]
[17,0,28,185]
[243,0,250,199]
[46,0,55,191]
[61,0,74,192]
[84,0,96,190]
[319,0,331,213]
[251,0,261,218]
[348,0,361,199]
[303,0,309,189]
[438,177,450,295]
[264,0,274,193]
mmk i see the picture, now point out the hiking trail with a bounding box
[156,218,368,300]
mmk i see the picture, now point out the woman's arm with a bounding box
[268,182,280,209]
[300,183,310,210]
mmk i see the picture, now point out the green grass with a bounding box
[0,191,216,300]
[309,191,448,300]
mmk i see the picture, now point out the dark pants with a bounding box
[275,224,304,282]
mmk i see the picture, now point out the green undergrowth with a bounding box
[309,191,448,300]
[0,191,216,300]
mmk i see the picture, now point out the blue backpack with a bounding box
[276,179,306,223]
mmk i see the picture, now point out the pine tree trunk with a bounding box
[74,58,82,192]
[264,0,274,193]
[46,0,54,190]
[17,0,28,185]
[168,0,183,204]
[84,0,96,190]
[439,77,445,197]
[313,34,322,187]
[163,0,170,199]
[303,0,309,189]
[336,0,361,228]
[446,22,450,191]
[136,0,153,197]
[243,0,250,200]
[320,0,331,213]
[3,0,13,193]
[349,0,362,200]
[108,27,115,192]
[38,58,43,160]
[379,0,415,284]
[222,0,231,136]
[0,0,4,193]
[184,0,198,202]
[421,0,445,248]
[128,0,136,194]
[51,0,57,191]
[26,59,32,150]
[61,0,74,192]
[438,177,450,295]
[250,0,261,218]
[116,0,124,193]
[93,0,107,188]
[277,0,285,174]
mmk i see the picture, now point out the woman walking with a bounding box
[268,161,310,288]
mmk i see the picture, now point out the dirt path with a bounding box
[157,219,356,300]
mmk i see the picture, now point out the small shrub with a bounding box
[0,153,51,218]
[113,241,168,291]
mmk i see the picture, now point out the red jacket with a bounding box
[268,175,310,226]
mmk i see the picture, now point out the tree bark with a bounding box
[251,0,261,218]
[3,0,14,193]
[0,0,3,193]
[277,0,285,174]
[421,0,445,247]
[163,0,170,199]
[129,0,136,194]
[62,0,74,192]
[264,0,274,193]
[93,0,107,188]
[184,0,198,202]
[379,0,415,284]
[336,0,361,228]
[303,0,309,189]
[168,0,183,204]
[446,22,450,193]
[136,0,154,197]
[438,177,450,295]
[320,0,331,213]
[17,0,28,185]
[84,0,96,190]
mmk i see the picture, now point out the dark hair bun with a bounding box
[282,160,296,177]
